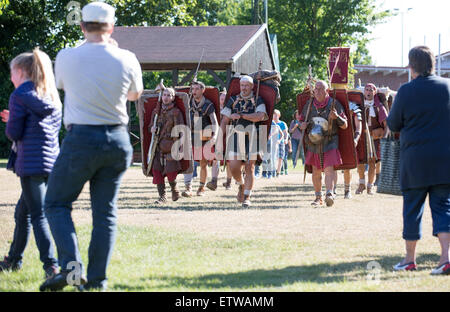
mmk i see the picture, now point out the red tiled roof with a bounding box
[111,25,265,64]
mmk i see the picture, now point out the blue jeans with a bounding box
[402,184,450,240]
[291,138,304,168]
[45,125,132,289]
[282,144,289,172]
[8,175,58,271]
[192,161,199,178]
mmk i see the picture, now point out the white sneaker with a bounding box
[393,262,417,271]
[430,262,450,275]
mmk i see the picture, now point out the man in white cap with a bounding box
[219,75,268,208]
[41,2,143,291]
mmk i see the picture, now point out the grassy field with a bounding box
[0,159,448,292]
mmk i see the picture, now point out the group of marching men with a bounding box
[147,75,388,209]
[298,80,388,207]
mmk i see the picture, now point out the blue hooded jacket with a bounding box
[6,81,62,177]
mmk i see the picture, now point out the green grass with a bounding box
[0,163,446,292]
[0,223,445,292]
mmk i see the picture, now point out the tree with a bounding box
[0,0,387,156]
[0,0,86,156]
[0,0,245,156]
[267,0,389,120]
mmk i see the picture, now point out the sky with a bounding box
[366,0,450,67]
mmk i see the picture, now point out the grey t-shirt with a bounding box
[55,41,143,128]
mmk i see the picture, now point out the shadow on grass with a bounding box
[143,201,313,211]
[112,253,441,291]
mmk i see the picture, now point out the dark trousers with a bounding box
[45,125,132,289]
[402,184,450,240]
[8,175,58,271]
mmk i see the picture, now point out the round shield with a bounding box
[308,117,328,145]
[312,117,328,131]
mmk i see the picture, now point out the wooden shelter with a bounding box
[111,24,277,88]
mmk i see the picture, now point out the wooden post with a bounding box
[206,69,226,89]
[172,69,179,87]
[226,67,232,88]
[179,68,196,86]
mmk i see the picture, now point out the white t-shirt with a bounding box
[55,41,143,127]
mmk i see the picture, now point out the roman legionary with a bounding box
[182,81,219,197]
[220,75,268,208]
[149,87,185,204]
[300,80,348,207]
[355,83,388,195]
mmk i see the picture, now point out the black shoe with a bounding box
[44,265,60,279]
[344,190,352,199]
[0,256,21,272]
[79,282,107,292]
[39,272,87,292]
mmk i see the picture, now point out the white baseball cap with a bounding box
[82,2,115,24]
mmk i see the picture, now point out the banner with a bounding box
[328,47,350,84]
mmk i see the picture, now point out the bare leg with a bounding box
[401,240,418,264]
[368,159,376,185]
[357,163,366,180]
[438,233,450,266]
[226,164,232,179]
[229,159,244,184]
[244,160,255,192]
[324,166,335,194]
[229,159,245,203]
[196,159,209,196]
[277,158,283,175]
[310,166,323,205]
[312,166,322,193]
[343,169,352,198]
[343,170,351,185]
[356,164,366,194]
[324,166,336,206]
[199,159,208,184]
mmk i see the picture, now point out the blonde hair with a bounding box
[10,47,61,108]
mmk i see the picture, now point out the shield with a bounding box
[348,90,368,165]
[352,91,389,164]
[137,90,193,177]
[297,89,357,173]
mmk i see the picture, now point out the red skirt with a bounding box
[306,148,343,170]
